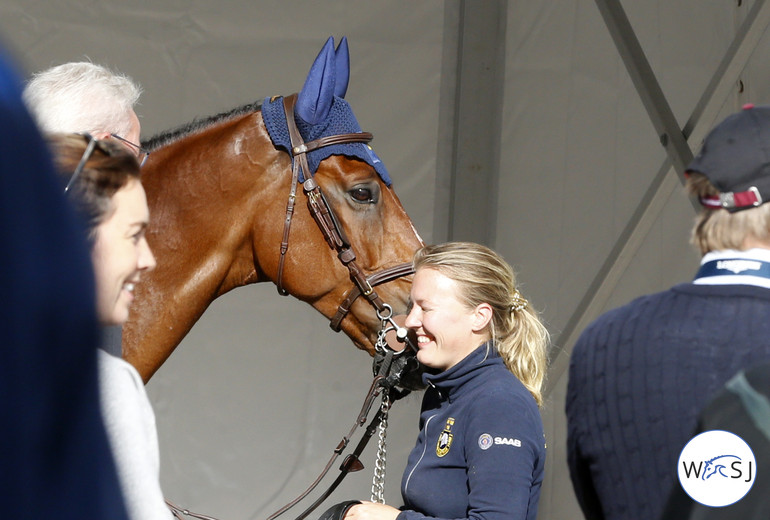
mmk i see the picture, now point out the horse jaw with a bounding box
[297,156,422,355]
[314,276,413,355]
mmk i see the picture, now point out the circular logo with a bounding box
[677,430,756,507]
[478,433,493,450]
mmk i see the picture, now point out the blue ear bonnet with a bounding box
[262,95,391,186]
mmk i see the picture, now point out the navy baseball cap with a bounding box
[687,103,770,212]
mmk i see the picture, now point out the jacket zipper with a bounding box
[403,413,437,494]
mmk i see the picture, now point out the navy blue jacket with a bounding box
[567,282,770,520]
[398,343,546,520]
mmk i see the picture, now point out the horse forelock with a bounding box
[142,99,264,151]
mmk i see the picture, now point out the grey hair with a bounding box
[23,61,142,136]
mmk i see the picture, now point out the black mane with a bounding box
[142,99,264,151]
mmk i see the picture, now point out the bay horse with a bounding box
[122,37,423,382]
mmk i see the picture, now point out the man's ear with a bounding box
[472,303,493,332]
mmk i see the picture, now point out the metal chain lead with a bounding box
[370,392,391,503]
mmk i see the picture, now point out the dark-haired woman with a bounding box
[50,133,170,520]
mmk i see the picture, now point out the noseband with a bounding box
[275,94,414,332]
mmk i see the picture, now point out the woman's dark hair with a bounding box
[47,133,141,242]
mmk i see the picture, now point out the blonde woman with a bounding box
[346,242,549,520]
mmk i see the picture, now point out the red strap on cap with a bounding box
[700,186,763,209]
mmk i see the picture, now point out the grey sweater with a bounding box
[98,350,172,520]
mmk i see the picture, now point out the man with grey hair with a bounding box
[24,61,170,520]
[0,44,130,520]
[23,61,147,163]
[23,62,146,358]
[23,60,147,358]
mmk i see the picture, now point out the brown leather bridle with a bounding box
[165,95,420,520]
[275,94,414,332]
[268,94,418,520]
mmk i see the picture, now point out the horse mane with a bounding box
[142,99,265,151]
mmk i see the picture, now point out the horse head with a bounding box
[702,455,740,480]
[123,37,424,383]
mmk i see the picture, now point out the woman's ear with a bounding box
[472,303,493,332]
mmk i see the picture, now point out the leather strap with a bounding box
[330,262,414,331]
[277,95,303,295]
[166,498,219,520]
[275,94,410,330]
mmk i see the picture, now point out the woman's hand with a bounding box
[344,502,401,520]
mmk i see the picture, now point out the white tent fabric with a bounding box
[2,1,770,518]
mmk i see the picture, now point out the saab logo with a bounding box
[494,436,522,447]
[436,418,455,457]
[478,434,522,449]
[717,259,761,274]
[678,430,756,507]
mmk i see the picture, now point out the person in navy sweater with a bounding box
[566,104,770,520]
[0,44,130,520]
[345,242,550,520]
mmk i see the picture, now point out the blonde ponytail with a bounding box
[413,242,549,406]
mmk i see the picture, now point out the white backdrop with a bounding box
[3,1,770,519]
[0,2,443,518]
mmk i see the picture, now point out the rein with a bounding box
[267,93,417,518]
[166,326,416,520]
[275,94,414,332]
[165,94,419,520]
[267,343,415,520]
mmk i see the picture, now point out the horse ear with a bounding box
[297,37,336,124]
[334,37,350,99]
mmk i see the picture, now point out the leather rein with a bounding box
[265,93,417,518]
[168,344,414,520]
[275,93,414,331]
[166,94,418,520]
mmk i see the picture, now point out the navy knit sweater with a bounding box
[397,343,546,520]
[566,283,770,520]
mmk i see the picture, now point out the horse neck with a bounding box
[125,112,285,379]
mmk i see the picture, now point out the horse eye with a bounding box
[349,187,376,204]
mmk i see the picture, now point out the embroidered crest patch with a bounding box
[436,418,455,457]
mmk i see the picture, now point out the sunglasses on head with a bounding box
[64,134,99,194]
[63,133,147,194]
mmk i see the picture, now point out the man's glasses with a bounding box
[109,133,150,166]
